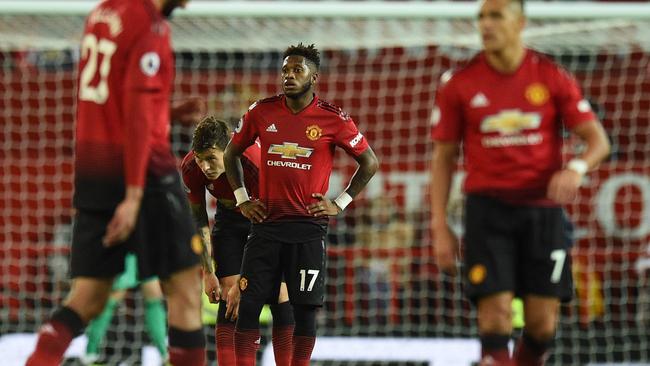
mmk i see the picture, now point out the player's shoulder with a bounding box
[180,150,197,174]
[438,52,483,88]
[315,98,352,122]
[245,94,283,114]
[122,0,166,37]
[528,49,569,76]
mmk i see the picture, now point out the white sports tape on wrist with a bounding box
[567,158,588,175]
[234,187,250,206]
[334,192,353,211]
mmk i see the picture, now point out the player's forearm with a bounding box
[124,186,144,203]
[344,148,379,198]
[198,226,214,274]
[431,143,458,230]
[223,142,246,191]
[573,120,611,170]
[189,203,214,273]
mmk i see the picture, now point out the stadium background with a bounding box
[1,1,649,365]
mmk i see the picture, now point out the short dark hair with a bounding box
[283,43,320,70]
[191,116,231,153]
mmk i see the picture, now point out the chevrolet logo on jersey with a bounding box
[480,109,541,135]
[268,142,314,159]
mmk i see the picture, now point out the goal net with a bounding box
[1,1,649,365]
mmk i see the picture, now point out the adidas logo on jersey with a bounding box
[470,92,489,108]
[266,123,278,132]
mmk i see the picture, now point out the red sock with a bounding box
[235,329,260,366]
[513,335,550,366]
[216,323,236,366]
[26,321,74,366]
[168,346,206,366]
[272,325,294,366]
[291,335,315,366]
[480,349,514,366]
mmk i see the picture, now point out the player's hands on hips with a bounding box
[239,199,268,223]
[203,271,220,303]
[547,168,582,204]
[103,196,141,247]
[432,224,460,276]
[308,193,341,217]
[171,97,207,125]
[225,283,240,321]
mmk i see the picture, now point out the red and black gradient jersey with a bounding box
[74,0,176,209]
[431,49,596,205]
[230,94,370,222]
[181,143,261,207]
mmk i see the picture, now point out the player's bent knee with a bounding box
[477,297,513,334]
[64,278,113,321]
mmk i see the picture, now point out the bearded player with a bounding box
[27,1,208,365]
[224,43,379,366]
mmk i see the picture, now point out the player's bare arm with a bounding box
[430,141,460,275]
[307,147,378,217]
[547,120,611,204]
[224,141,268,223]
[103,186,143,246]
[189,201,220,303]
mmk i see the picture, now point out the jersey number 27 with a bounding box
[79,34,116,104]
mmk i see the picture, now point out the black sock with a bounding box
[51,306,85,337]
[292,305,317,337]
[270,301,295,327]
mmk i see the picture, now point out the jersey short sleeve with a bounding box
[231,107,259,149]
[123,30,166,93]
[334,117,369,157]
[180,155,206,205]
[553,68,596,130]
[431,72,464,142]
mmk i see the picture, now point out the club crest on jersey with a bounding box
[239,277,248,291]
[525,83,550,106]
[190,234,203,255]
[305,125,322,141]
[268,142,313,159]
[140,52,160,77]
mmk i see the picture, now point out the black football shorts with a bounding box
[239,222,327,306]
[463,194,574,304]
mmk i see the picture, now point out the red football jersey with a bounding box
[74,0,175,209]
[181,144,261,205]
[431,50,596,204]
[231,94,369,221]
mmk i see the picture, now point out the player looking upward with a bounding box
[224,43,379,366]
[430,0,610,365]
